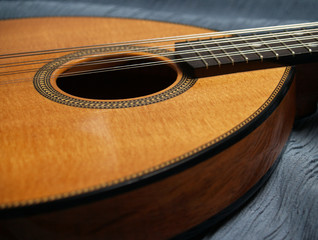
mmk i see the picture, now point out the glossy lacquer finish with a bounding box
[0,17,307,239]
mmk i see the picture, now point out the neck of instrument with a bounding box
[175,24,318,78]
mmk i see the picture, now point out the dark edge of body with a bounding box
[0,67,295,219]
[172,148,284,240]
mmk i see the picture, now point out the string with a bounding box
[48,41,318,76]
[1,40,316,86]
[1,37,317,81]
[1,21,318,59]
[0,30,318,76]
[1,26,317,70]
[0,23,317,85]
[1,30,317,78]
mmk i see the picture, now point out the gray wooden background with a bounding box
[1,0,317,239]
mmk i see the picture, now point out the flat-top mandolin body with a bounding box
[0,17,317,239]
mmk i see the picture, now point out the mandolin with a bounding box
[0,17,317,239]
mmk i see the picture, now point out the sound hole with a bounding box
[56,54,178,100]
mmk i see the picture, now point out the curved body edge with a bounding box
[0,17,297,239]
[0,71,296,239]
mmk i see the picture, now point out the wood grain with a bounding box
[0,72,296,240]
[0,17,289,206]
[0,17,298,239]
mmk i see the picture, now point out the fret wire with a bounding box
[2,34,317,79]
[253,33,280,60]
[173,28,318,57]
[288,30,312,53]
[270,31,296,57]
[1,34,312,77]
[176,33,318,64]
[49,41,318,70]
[1,37,318,78]
[73,42,315,69]
[244,39,264,62]
[3,32,317,71]
[226,39,249,63]
[174,28,318,62]
[306,28,318,40]
[186,40,209,69]
[199,39,222,67]
[2,40,318,82]
[2,22,318,61]
[2,40,317,78]
[214,40,235,66]
[303,28,318,48]
[2,29,318,70]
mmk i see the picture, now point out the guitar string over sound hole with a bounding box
[34,46,196,109]
[56,53,178,100]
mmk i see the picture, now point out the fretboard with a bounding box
[175,25,318,78]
